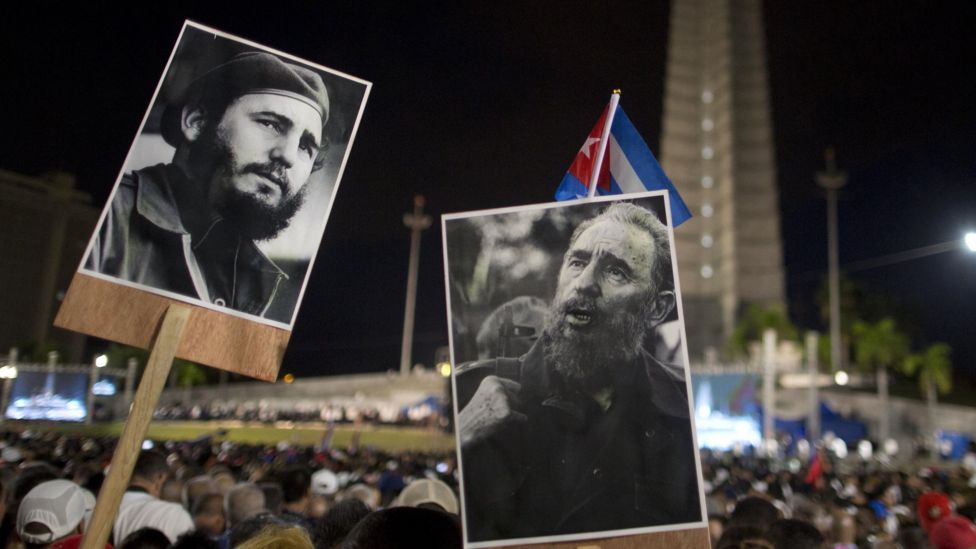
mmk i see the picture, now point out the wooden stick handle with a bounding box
[81,304,191,549]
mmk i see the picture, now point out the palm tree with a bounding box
[727,303,798,360]
[902,343,952,444]
[851,317,909,442]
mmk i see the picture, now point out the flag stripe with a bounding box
[608,134,646,194]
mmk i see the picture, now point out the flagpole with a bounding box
[587,90,621,198]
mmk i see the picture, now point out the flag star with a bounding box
[580,136,600,157]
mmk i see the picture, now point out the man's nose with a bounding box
[571,263,600,297]
[269,134,299,168]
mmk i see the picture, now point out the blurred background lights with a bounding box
[834,370,849,386]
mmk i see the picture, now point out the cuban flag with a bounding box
[555,103,692,226]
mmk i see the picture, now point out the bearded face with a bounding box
[542,219,662,392]
[544,287,655,390]
[186,93,321,241]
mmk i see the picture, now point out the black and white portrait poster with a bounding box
[443,191,706,547]
[79,21,370,329]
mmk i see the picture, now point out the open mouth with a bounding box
[565,309,593,327]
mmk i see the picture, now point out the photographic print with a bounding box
[79,21,371,329]
[443,191,706,547]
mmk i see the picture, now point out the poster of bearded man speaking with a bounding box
[81,21,370,329]
[443,191,706,548]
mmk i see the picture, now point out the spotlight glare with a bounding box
[965,232,976,252]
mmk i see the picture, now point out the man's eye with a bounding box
[567,258,587,269]
[606,266,628,281]
[299,141,315,157]
[257,119,281,132]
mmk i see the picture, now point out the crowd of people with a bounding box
[151,401,446,430]
[0,430,460,548]
[2,427,976,548]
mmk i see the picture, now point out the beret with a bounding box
[161,51,329,147]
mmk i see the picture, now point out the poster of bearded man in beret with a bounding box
[81,21,370,328]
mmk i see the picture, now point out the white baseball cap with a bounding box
[394,478,459,514]
[16,480,87,544]
[311,469,339,496]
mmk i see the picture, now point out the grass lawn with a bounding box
[3,420,457,453]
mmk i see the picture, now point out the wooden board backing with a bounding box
[55,273,288,381]
[498,526,711,549]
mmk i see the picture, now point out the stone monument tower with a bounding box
[660,0,785,361]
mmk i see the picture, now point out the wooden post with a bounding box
[80,304,191,549]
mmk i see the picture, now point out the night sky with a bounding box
[3,2,974,379]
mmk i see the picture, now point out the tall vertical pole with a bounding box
[87,356,98,425]
[806,331,820,442]
[45,351,59,396]
[762,329,777,450]
[0,348,18,421]
[817,148,847,373]
[400,196,432,376]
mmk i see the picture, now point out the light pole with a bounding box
[816,148,847,373]
[762,329,777,450]
[399,196,431,376]
[806,332,820,442]
[87,354,108,424]
[0,348,18,421]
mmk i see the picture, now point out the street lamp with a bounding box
[965,232,976,252]
[816,148,847,374]
[95,354,108,368]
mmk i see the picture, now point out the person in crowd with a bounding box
[2,463,61,547]
[169,530,220,549]
[183,475,219,512]
[765,518,826,549]
[929,515,976,549]
[116,527,170,549]
[314,499,371,549]
[727,496,781,532]
[258,483,284,516]
[113,450,194,544]
[192,493,227,537]
[225,483,268,530]
[237,524,314,549]
[278,467,313,528]
[714,526,773,549]
[339,507,461,549]
[15,480,87,548]
[227,513,285,548]
[393,478,459,515]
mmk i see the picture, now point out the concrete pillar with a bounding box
[762,329,777,446]
[806,331,820,441]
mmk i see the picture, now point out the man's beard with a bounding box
[188,127,307,241]
[543,292,654,392]
[213,180,307,241]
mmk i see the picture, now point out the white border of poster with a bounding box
[77,20,371,330]
[442,190,707,548]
